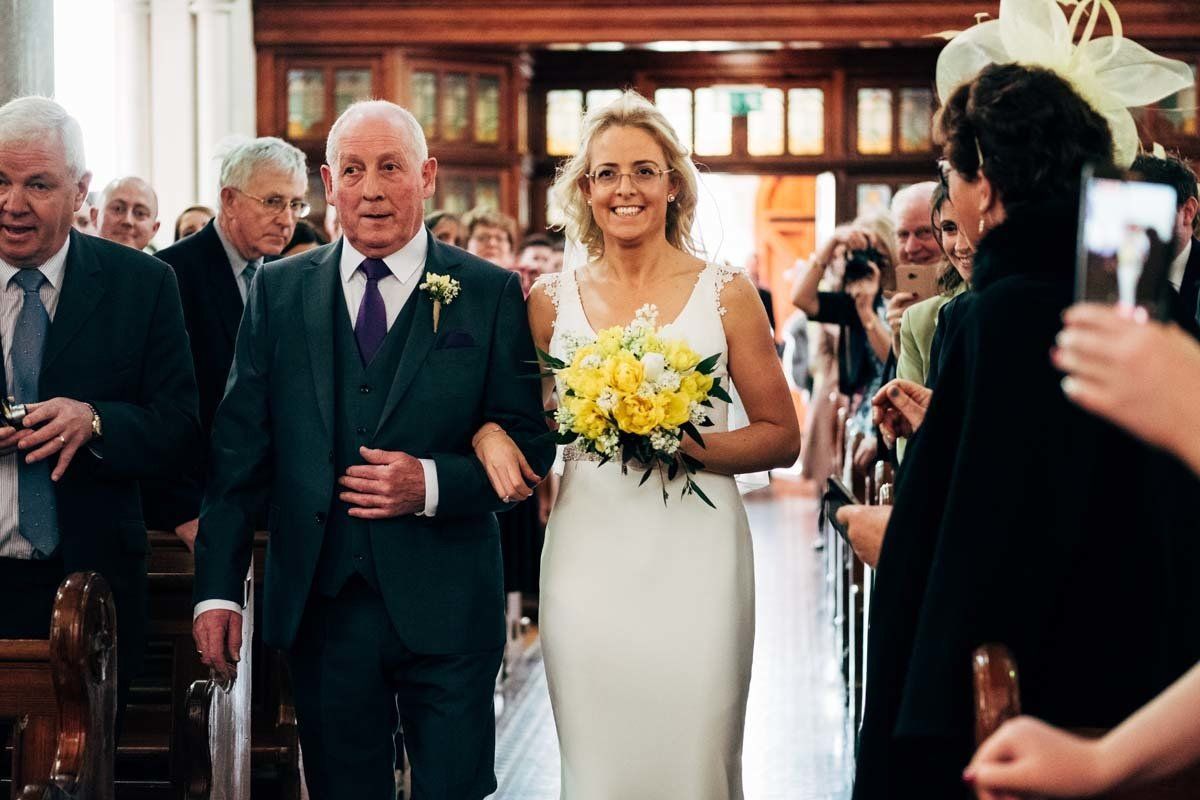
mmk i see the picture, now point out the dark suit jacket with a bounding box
[194,233,555,654]
[15,231,200,673]
[148,221,245,528]
[1178,236,1200,323]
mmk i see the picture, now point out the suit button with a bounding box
[359,384,371,394]
[356,426,368,435]
[314,512,326,525]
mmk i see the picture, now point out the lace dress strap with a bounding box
[709,262,744,318]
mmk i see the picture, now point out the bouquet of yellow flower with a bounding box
[539,305,731,507]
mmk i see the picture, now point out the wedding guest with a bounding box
[515,233,554,296]
[853,62,1200,799]
[73,197,97,235]
[967,303,1200,798]
[283,218,325,257]
[883,182,941,335]
[425,209,463,247]
[464,207,517,269]
[93,175,160,252]
[174,204,214,241]
[1131,153,1200,322]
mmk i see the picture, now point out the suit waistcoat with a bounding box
[313,287,419,598]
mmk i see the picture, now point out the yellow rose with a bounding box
[680,372,714,403]
[570,399,610,440]
[641,333,665,354]
[570,343,601,369]
[565,366,606,399]
[596,328,623,357]
[613,394,665,436]
[605,351,645,395]
[657,390,691,428]
[665,340,702,372]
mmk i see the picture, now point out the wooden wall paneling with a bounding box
[253,2,1200,49]
[256,49,277,136]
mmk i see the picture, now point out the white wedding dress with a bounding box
[538,263,755,800]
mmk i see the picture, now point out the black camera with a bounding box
[842,245,889,285]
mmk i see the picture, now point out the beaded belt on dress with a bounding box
[562,444,603,464]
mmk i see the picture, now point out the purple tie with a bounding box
[355,258,391,365]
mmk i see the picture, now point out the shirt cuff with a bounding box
[194,599,244,620]
[418,457,438,517]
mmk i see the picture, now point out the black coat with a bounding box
[854,205,1200,798]
[148,220,246,528]
[1178,236,1200,324]
[18,231,200,676]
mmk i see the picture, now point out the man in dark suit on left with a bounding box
[0,96,200,721]
[1132,153,1200,324]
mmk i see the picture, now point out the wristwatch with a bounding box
[85,403,102,439]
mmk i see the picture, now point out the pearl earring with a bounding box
[978,218,985,235]
[667,194,676,202]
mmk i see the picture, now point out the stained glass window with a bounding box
[442,73,470,142]
[857,88,893,155]
[475,76,501,144]
[747,89,784,156]
[857,183,893,217]
[334,69,372,117]
[787,88,824,156]
[655,88,693,151]
[585,89,623,113]
[899,88,934,153]
[693,88,733,156]
[475,177,501,211]
[410,71,437,138]
[441,175,473,214]
[286,69,324,139]
[546,90,583,156]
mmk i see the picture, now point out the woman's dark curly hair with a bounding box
[936,63,1114,215]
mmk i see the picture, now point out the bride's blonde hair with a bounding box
[551,90,700,262]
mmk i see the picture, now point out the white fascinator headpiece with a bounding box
[935,0,1194,167]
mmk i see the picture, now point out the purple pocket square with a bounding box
[436,330,476,349]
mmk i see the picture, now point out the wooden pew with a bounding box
[972,644,1200,799]
[0,572,116,800]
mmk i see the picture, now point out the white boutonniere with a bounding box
[419,273,460,332]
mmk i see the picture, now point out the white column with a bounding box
[190,0,237,211]
[0,0,53,104]
[112,0,152,180]
[228,0,256,137]
[149,0,197,246]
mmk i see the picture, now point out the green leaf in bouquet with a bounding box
[638,467,654,487]
[695,353,721,375]
[709,384,733,404]
[699,418,714,428]
[700,400,713,408]
[667,458,680,481]
[680,452,705,473]
[680,421,706,448]
[686,476,717,509]
[535,348,567,370]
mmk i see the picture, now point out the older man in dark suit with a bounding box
[0,97,199,718]
[193,100,553,799]
[1132,154,1200,323]
[150,137,308,545]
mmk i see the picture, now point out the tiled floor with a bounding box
[490,481,853,799]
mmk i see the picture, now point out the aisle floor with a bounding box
[490,482,853,799]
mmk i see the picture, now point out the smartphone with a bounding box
[823,476,858,541]
[893,264,942,302]
[1076,163,1178,319]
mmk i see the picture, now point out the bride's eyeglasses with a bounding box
[585,166,674,188]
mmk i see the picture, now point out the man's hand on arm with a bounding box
[337,446,429,519]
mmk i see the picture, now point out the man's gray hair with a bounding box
[219,136,308,191]
[100,176,159,213]
[326,100,428,169]
[891,181,938,217]
[0,96,87,180]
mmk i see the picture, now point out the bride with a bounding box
[472,90,800,798]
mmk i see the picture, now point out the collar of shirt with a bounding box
[0,235,70,291]
[339,229,428,287]
[1169,237,1193,291]
[213,216,263,279]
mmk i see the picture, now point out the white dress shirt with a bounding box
[1169,237,1193,292]
[0,239,69,559]
[194,229,439,619]
[213,217,263,304]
